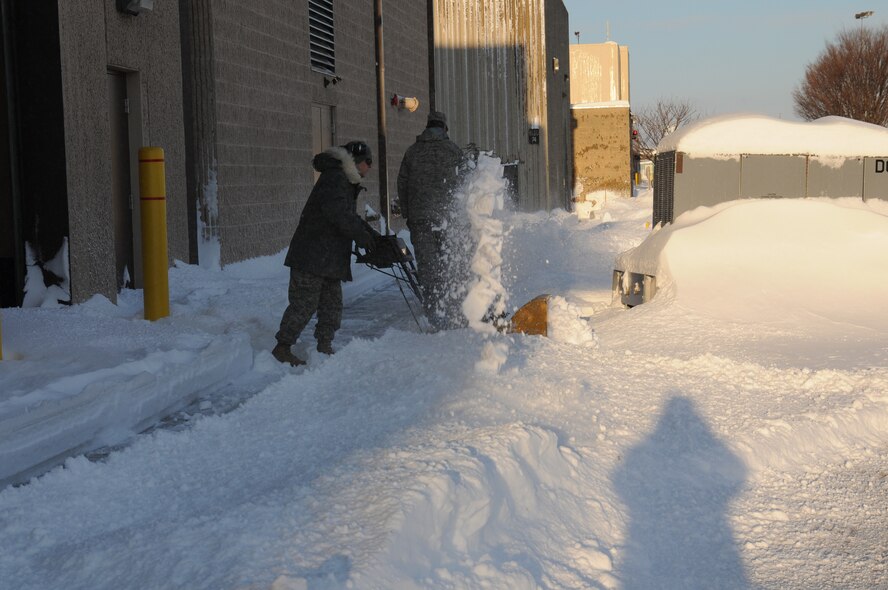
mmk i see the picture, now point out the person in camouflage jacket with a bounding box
[397,111,465,330]
[272,141,379,366]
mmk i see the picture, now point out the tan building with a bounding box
[432,0,572,212]
[569,41,632,217]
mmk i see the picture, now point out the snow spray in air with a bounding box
[456,153,510,372]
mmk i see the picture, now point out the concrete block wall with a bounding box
[57,1,115,303]
[191,0,430,265]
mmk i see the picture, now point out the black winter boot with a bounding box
[316,341,334,355]
[272,343,306,366]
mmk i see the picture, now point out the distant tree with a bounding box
[633,99,700,160]
[793,25,888,126]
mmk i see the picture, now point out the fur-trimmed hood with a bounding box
[313,146,362,184]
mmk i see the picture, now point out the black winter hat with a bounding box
[344,141,372,165]
[427,111,448,126]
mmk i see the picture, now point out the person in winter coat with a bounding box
[397,111,466,330]
[272,141,379,366]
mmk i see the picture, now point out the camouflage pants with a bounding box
[410,221,467,330]
[275,268,342,346]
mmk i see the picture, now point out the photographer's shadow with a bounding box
[612,396,749,589]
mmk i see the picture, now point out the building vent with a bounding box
[309,0,335,75]
[653,151,676,225]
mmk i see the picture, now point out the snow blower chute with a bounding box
[507,294,550,336]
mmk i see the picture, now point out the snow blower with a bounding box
[357,236,551,337]
[355,235,425,327]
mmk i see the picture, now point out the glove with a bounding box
[355,231,375,251]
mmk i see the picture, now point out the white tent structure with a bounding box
[652,114,888,225]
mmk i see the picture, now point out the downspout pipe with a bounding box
[373,0,390,229]
[427,0,435,111]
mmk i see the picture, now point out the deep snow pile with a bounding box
[1,191,887,589]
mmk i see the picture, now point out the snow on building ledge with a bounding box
[570,100,630,110]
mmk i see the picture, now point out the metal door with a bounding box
[107,71,134,290]
[863,156,888,202]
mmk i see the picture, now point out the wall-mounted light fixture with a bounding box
[323,75,342,88]
[116,0,154,16]
[391,94,419,112]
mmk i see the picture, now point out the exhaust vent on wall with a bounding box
[309,0,335,75]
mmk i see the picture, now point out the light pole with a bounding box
[855,10,874,28]
[574,31,580,44]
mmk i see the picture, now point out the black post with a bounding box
[427,0,435,111]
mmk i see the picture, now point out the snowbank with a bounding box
[0,332,252,485]
[2,192,888,589]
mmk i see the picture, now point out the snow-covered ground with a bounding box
[1,174,887,588]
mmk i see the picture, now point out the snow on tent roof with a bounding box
[657,113,888,158]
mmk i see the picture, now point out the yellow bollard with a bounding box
[139,147,170,321]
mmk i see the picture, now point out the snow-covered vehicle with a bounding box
[614,197,888,314]
[615,114,888,307]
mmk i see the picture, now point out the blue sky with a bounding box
[562,1,888,120]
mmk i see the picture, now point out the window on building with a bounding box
[309,0,335,75]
